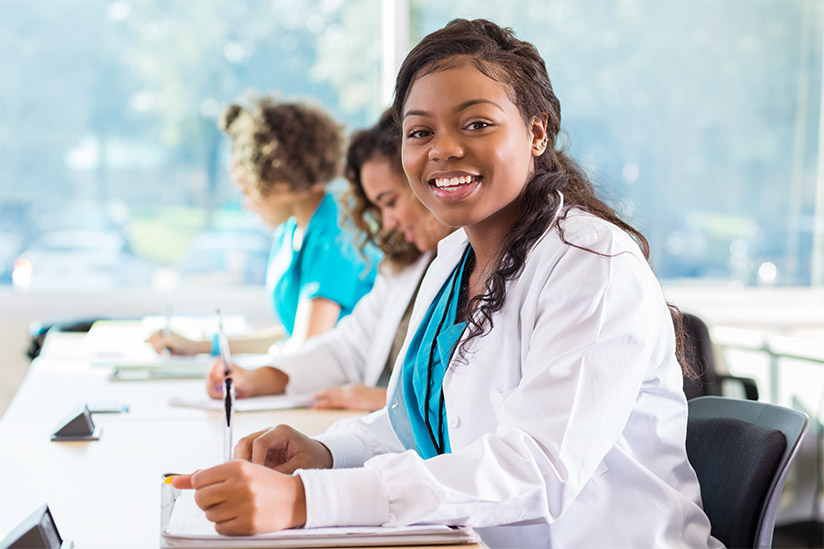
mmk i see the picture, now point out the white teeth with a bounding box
[433,176,477,188]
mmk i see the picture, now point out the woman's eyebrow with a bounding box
[454,98,503,113]
[403,109,428,119]
[375,190,395,203]
[403,98,503,120]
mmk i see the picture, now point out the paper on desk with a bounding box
[83,315,250,365]
[97,353,215,369]
[163,490,477,547]
[169,393,313,412]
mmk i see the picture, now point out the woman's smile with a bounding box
[428,172,483,202]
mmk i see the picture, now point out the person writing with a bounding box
[172,19,720,548]
[147,97,379,355]
[204,110,453,411]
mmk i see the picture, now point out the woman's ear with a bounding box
[306,182,327,195]
[529,114,549,157]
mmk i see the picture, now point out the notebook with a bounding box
[161,489,480,548]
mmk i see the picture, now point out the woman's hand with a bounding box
[312,384,387,411]
[145,331,208,356]
[171,461,306,535]
[235,424,333,473]
[206,362,289,400]
[206,359,252,400]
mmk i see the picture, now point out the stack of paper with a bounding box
[162,490,479,547]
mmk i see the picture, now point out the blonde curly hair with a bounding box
[219,96,343,196]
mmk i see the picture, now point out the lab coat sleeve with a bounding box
[313,406,407,468]
[271,270,391,395]
[298,227,676,528]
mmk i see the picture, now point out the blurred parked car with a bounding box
[12,230,153,290]
[0,201,34,284]
[176,229,270,286]
[0,232,25,284]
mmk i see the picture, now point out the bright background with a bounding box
[0,0,822,537]
[0,0,822,498]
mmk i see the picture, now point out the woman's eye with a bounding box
[385,199,397,208]
[467,121,491,130]
[406,129,431,139]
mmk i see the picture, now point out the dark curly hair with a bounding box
[219,96,343,195]
[343,110,421,271]
[391,18,691,377]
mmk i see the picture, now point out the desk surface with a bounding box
[0,332,372,548]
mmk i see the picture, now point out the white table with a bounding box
[0,332,364,548]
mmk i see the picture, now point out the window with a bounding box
[0,0,381,290]
[412,0,823,286]
[1,0,821,290]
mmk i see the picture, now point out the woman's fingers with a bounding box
[179,460,307,534]
[311,384,386,411]
[234,428,270,461]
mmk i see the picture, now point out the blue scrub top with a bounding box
[401,245,471,459]
[265,193,380,336]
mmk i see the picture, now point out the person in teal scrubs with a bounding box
[267,192,378,338]
[147,97,379,356]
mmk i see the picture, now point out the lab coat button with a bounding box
[450,415,460,428]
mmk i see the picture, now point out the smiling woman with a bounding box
[400,65,546,254]
[171,19,722,549]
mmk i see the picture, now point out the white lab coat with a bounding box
[272,252,433,395]
[298,210,722,549]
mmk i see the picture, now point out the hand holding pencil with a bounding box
[169,461,307,535]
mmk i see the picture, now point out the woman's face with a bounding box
[400,62,546,240]
[360,156,449,253]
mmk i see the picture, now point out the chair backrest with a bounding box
[687,396,809,548]
[682,313,712,398]
[682,313,759,400]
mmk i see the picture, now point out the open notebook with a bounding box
[161,489,479,548]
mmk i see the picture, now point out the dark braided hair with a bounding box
[391,18,692,377]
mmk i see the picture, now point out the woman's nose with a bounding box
[382,209,399,231]
[428,130,465,161]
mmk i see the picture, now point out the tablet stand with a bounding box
[50,405,102,441]
[0,504,72,548]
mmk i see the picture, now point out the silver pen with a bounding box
[223,377,234,462]
[216,309,234,461]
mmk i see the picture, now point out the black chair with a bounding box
[682,312,760,400]
[687,396,809,548]
[26,317,109,360]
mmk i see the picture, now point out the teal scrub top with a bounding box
[401,245,472,459]
[265,193,380,336]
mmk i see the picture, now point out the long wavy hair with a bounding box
[391,18,691,376]
[343,110,421,270]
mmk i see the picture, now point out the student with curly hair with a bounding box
[148,97,379,355]
[171,20,719,548]
[202,110,453,409]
